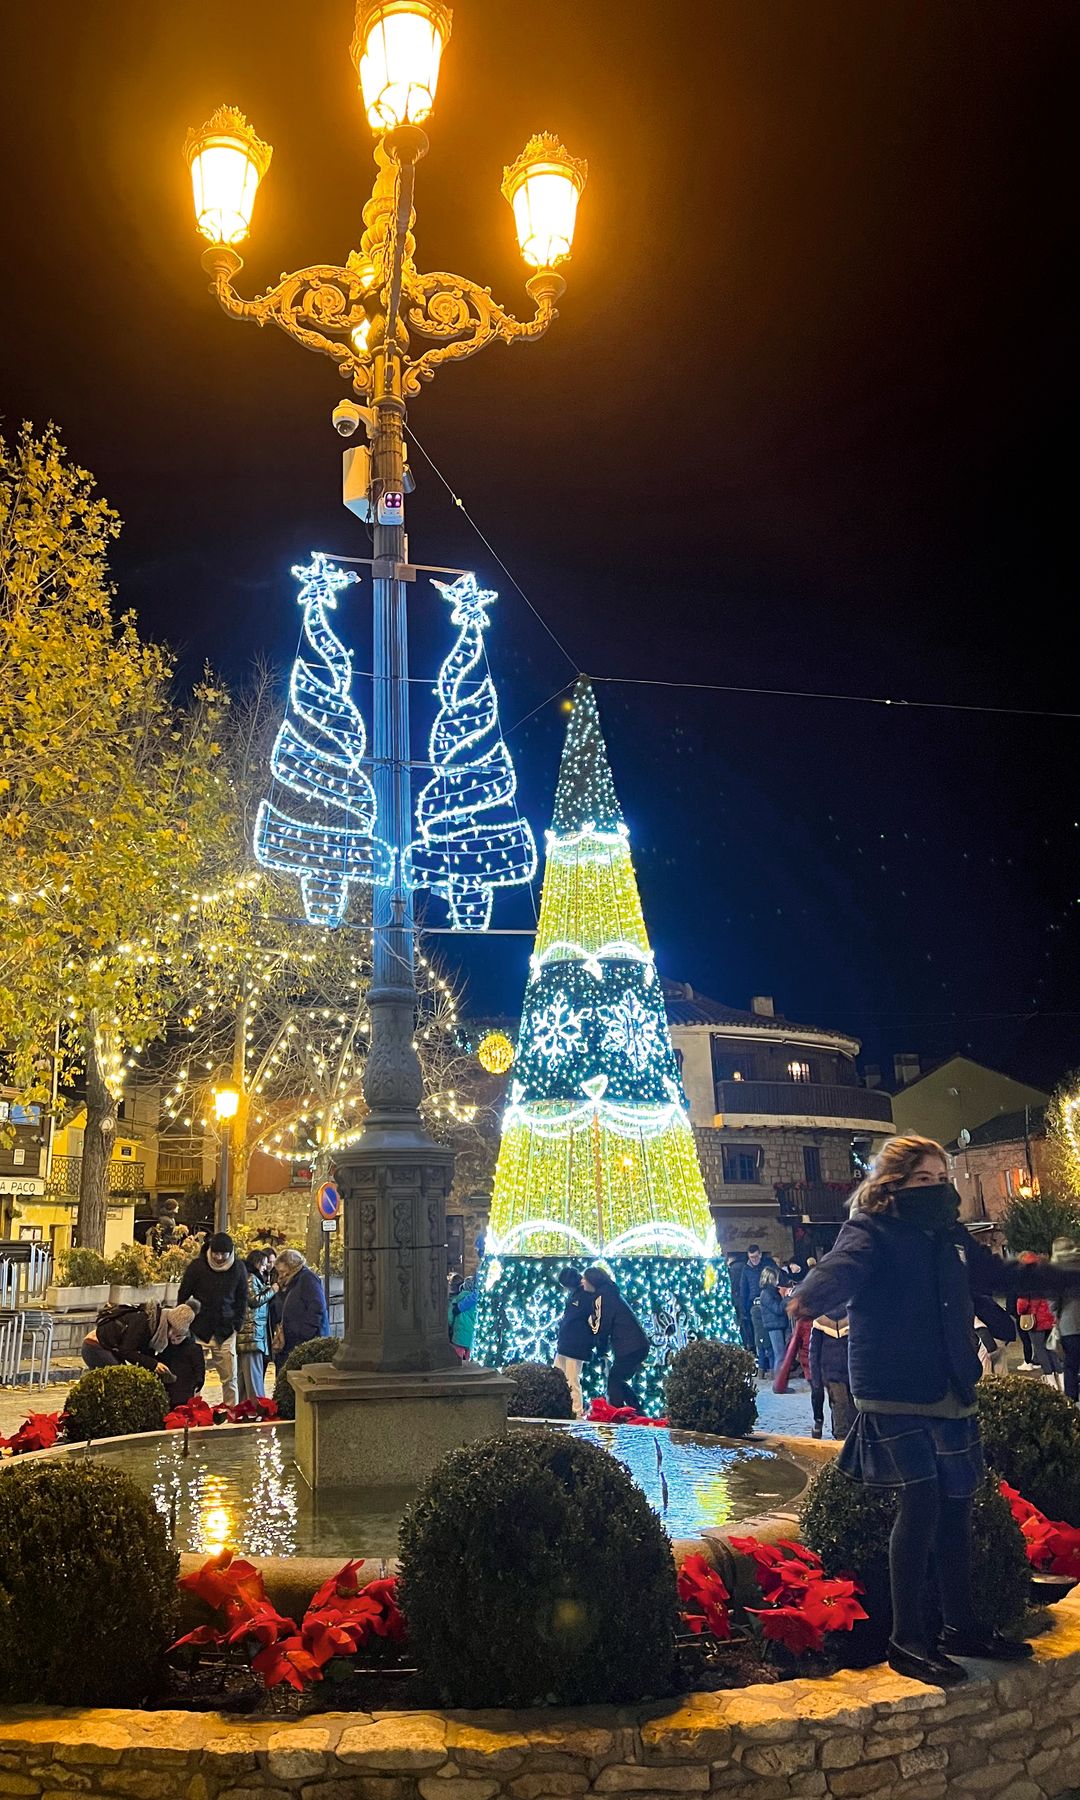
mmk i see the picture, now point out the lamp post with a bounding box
[184,0,585,1485]
[213,1086,240,1237]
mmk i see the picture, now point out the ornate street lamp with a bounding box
[183,0,586,1489]
[351,0,453,132]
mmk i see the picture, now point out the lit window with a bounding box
[788,1060,811,1082]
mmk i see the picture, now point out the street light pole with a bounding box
[215,1121,231,1237]
[183,0,587,1483]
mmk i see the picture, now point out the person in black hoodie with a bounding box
[582,1265,650,1411]
[177,1232,248,1406]
[793,1133,1080,1688]
[553,1266,599,1417]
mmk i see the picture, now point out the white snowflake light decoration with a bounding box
[596,989,663,1074]
[530,990,586,1067]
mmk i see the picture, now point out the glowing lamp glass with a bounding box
[502,139,586,270]
[353,2,452,132]
[185,109,271,246]
[214,1087,240,1122]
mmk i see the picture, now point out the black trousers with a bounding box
[608,1351,648,1410]
[1061,1333,1080,1401]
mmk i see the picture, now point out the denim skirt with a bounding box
[837,1410,984,1499]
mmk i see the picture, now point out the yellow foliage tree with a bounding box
[0,424,225,1249]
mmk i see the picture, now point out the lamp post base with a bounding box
[291,1362,514,1491]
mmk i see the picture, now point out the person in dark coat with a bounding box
[757,1268,790,1371]
[177,1232,248,1407]
[792,1133,1080,1688]
[272,1249,330,1361]
[582,1266,650,1411]
[81,1299,205,1406]
[808,1310,854,1440]
[236,1248,278,1401]
[553,1265,599,1417]
[737,1246,777,1353]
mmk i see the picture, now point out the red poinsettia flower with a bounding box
[252,1634,324,1691]
[179,1550,268,1622]
[165,1397,215,1430]
[223,1601,296,1649]
[798,1577,868,1634]
[677,1553,732,1641]
[749,1604,825,1655]
[308,1559,366,1612]
[169,1622,227,1652]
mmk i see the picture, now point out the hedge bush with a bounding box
[273,1335,341,1420]
[800,1462,1030,1664]
[501,1360,574,1420]
[977,1375,1080,1524]
[62,1362,168,1441]
[664,1339,757,1436]
[56,1246,108,1286]
[0,1462,178,1704]
[398,1428,679,1707]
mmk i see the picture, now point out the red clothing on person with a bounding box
[1017,1296,1055,1333]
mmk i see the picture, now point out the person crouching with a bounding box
[82,1299,205,1405]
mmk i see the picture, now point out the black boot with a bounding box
[887,1640,968,1686]
[939,1627,1033,1661]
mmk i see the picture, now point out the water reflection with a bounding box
[92,1422,804,1557]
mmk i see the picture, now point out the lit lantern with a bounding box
[184,106,272,246]
[351,1,453,133]
[478,1030,515,1075]
[502,134,587,270]
[213,1086,240,1122]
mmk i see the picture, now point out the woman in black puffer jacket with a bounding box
[794,1133,1080,1688]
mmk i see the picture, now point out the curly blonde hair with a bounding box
[850,1134,947,1215]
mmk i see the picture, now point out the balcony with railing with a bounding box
[714,1079,893,1127]
[46,1156,146,1200]
[776,1181,852,1224]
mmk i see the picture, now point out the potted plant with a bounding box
[106,1241,166,1306]
[45,1246,110,1311]
[152,1240,195,1304]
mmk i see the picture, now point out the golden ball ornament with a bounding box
[477,1030,514,1075]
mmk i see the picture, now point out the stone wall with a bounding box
[694,1125,853,1259]
[4,1598,1080,1800]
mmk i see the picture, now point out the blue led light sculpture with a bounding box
[255,552,392,926]
[404,572,536,930]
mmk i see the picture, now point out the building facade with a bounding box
[948,1106,1050,1229]
[665,983,893,1260]
[889,1053,1048,1149]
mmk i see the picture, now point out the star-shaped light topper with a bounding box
[432,569,498,629]
[291,550,359,608]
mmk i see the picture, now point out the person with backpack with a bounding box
[177,1232,248,1407]
[81,1299,205,1405]
[581,1265,650,1411]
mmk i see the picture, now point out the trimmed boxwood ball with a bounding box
[664,1339,757,1436]
[800,1461,1030,1665]
[0,1462,178,1705]
[273,1335,341,1420]
[62,1361,167,1440]
[977,1375,1080,1525]
[501,1359,574,1419]
[398,1428,679,1707]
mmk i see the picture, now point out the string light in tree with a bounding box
[255,553,392,926]
[404,572,536,930]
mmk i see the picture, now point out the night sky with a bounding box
[2,1,1076,1088]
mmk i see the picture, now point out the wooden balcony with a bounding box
[46,1156,146,1199]
[776,1181,852,1224]
[715,1079,893,1126]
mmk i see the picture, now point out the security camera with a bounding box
[332,399,363,438]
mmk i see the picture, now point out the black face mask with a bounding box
[894,1181,961,1232]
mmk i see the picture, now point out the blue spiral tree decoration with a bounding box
[405,572,536,931]
[255,552,392,927]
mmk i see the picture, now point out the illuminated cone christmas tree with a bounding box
[473,679,738,1413]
